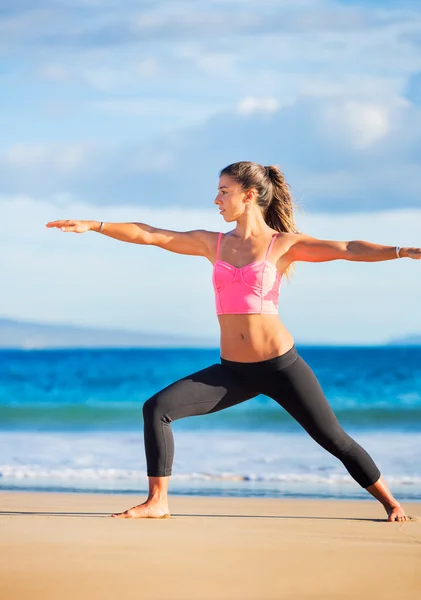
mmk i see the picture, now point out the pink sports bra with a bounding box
[212,232,281,315]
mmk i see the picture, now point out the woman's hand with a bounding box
[45,220,94,233]
[404,247,421,260]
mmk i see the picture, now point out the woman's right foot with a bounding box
[112,500,170,519]
[385,502,409,522]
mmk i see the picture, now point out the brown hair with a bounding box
[219,161,301,280]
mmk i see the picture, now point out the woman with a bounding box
[46,161,420,522]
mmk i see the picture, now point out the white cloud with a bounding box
[36,57,159,91]
[136,57,158,77]
[131,8,260,38]
[56,144,93,173]
[170,43,240,77]
[91,98,224,119]
[321,100,390,148]
[3,0,421,217]
[1,93,421,211]
[81,66,122,91]
[1,142,98,174]
[4,144,49,168]
[237,97,279,117]
[132,13,163,32]
[193,51,238,77]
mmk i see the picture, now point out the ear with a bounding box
[244,188,255,201]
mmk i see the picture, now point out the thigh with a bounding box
[145,363,259,422]
[263,355,343,439]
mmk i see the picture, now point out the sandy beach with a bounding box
[0,492,420,600]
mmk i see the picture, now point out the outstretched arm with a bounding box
[286,233,421,262]
[45,220,214,259]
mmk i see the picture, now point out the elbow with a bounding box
[344,240,363,261]
[344,241,358,260]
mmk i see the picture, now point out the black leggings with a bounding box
[142,345,381,488]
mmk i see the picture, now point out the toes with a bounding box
[389,514,408,522]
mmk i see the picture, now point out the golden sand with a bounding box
[1,491,420,600]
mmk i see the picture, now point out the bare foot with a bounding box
[112,500,170,519]
[385,503,408,522]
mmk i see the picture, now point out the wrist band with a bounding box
[396,246,402,258]
[99,221,105,233]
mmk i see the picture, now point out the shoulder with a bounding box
[189,229,220,244]
[196,230,222,262]
[272,231,303,269]
[273,231,302,250]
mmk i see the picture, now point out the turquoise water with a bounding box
[1,346,420,499]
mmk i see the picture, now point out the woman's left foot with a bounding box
[111,500,170,519]
[385,503,408,522]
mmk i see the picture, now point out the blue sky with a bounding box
[1,0,420,344]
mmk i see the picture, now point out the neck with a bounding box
[232,212,271,240]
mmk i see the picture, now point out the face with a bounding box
[214,175,252,221]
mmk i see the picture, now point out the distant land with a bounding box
[0,317,419,349]
[0,317,217,349]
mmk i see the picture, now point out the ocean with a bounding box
[1,346,420,501]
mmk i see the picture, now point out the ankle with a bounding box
[385,501,401,509]
[147,492,168,504]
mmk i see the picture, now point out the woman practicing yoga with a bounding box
[46,161,420,522]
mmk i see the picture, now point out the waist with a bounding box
[221,344,298,370]
[217,315,295,362]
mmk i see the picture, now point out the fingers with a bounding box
[45,220,77,231]
[408,248,421,260]
[60,222,74,232]
[45,220,70,229]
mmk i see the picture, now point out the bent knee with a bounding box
[142,391,176,424]
[143,394,166,420]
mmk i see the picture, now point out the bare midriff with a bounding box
[217,314,295,362]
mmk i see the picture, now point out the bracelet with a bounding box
[396,246,402,258]
[99,221,105,233]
